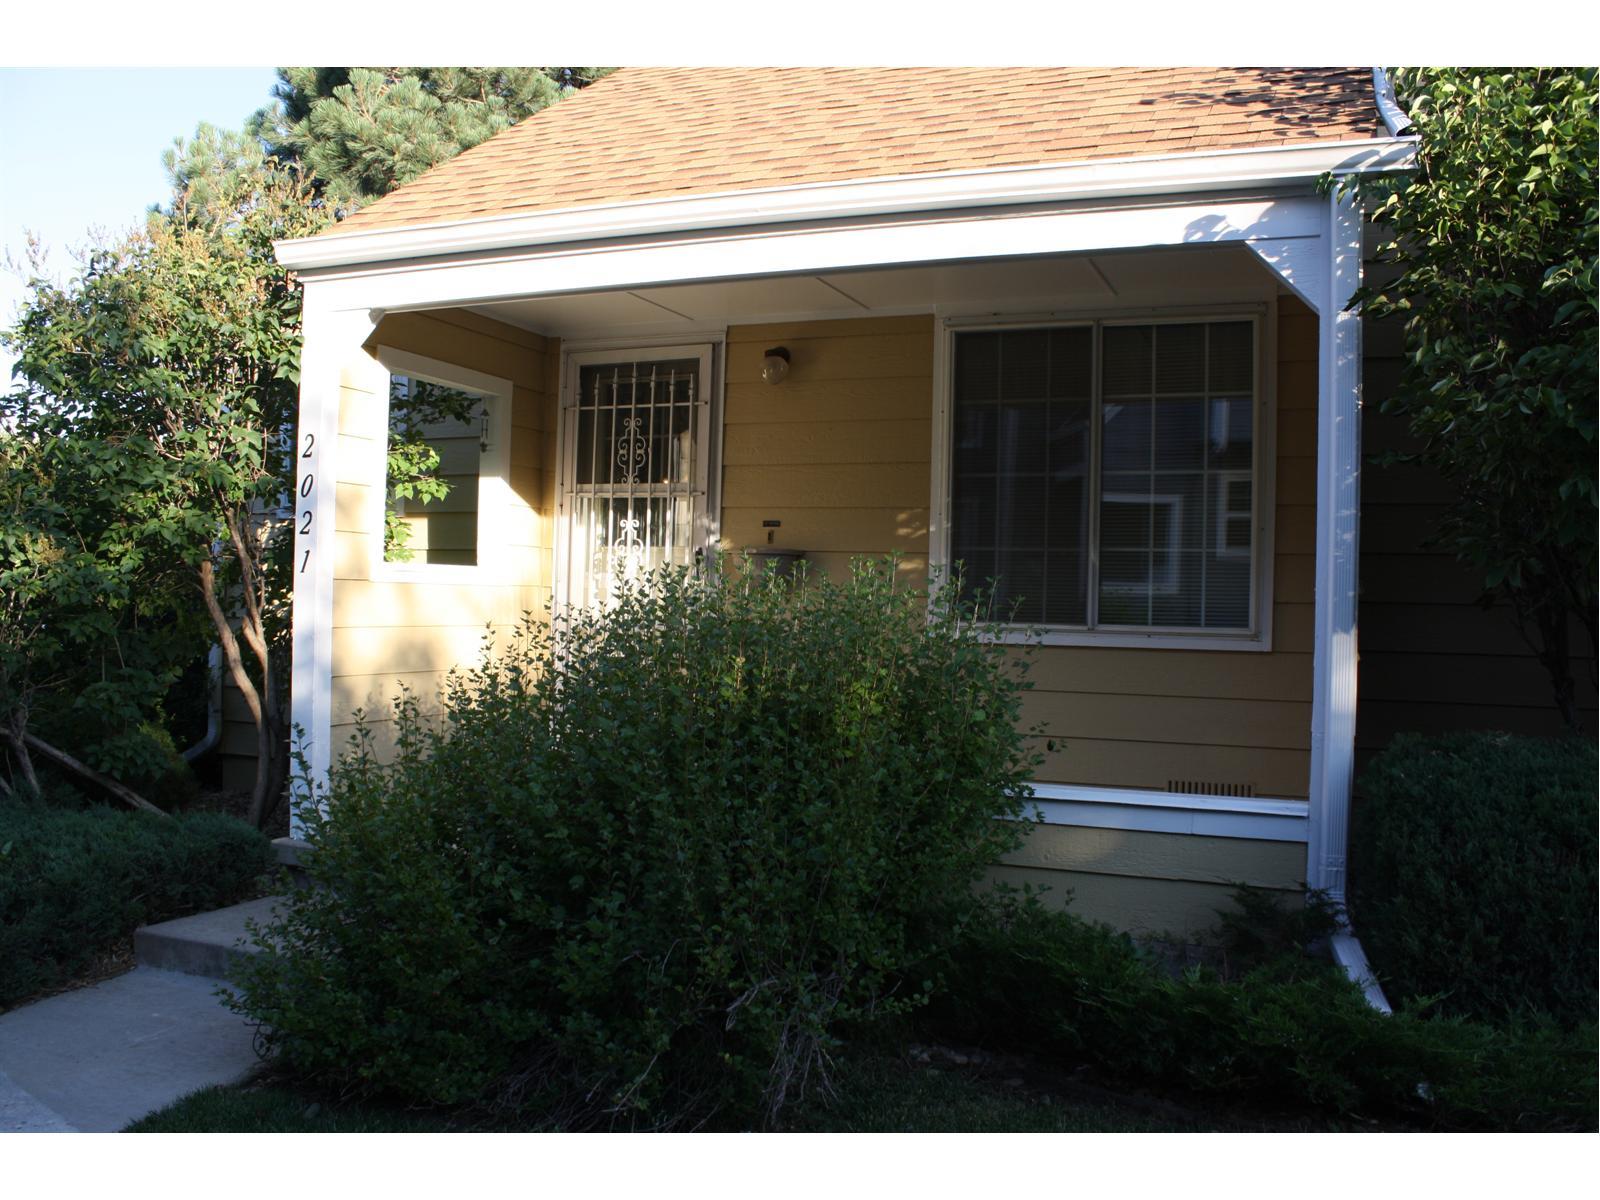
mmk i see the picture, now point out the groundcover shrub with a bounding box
[0,800,271,1008]
[919,896,1598,1131]
[230,559,1036,1127]
[1351,731,1597,1025]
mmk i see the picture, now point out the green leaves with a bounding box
[230,557,1038,1125]
[251,67,602,206]
[1351,68,1597,725]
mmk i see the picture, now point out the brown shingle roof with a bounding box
[332,67,1381,234]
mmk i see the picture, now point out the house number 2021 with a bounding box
[299,432,316,574]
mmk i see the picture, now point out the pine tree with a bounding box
[249,67,611,206]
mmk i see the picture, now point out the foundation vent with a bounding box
[1167,780,1256,798]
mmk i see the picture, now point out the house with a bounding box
[274,67,1426,988]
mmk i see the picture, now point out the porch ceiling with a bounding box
[462,244,1280,339]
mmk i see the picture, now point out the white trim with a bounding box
[289,299,377,833]
[1026,783,1309,843]
[1305,187,1365,904]
[1372,69,1415,138]
[276,139,1419,272]
[289,194,1336,317]
[366,348,515,586]
[932,308,1276,651]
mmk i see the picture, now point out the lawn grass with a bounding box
[124,1050,1345,1133]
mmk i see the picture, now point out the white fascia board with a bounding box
[1026,783,1310,843]
[288,194,1331,316]
[276,137,1419,273]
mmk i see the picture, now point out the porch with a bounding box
[283,171,1378,938]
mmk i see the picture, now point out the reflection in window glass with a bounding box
[949,319,1256,633]
[384,375,490,566]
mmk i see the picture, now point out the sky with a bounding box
[0,68,282,383]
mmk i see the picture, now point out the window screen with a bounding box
[949,319,1256,633]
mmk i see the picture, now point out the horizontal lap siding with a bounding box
[991,824,1305,936]
[1026,297,1316,799]
[1355,306,1596,760]
[719,309,1314,808]
[720,316,934,573]
[321,309,558,762]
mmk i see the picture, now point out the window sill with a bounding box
[983,626,1271,652]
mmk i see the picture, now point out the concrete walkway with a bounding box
[0,897,282,1132]
[0,967,263,1132]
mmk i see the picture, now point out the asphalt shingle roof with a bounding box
[331,67,1382,235]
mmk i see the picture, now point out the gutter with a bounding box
[276,136,1419,272]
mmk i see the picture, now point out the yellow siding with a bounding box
[721,305,1316,799]
[1019,298,1316,797]
[992,823,1304,936]
[719,316,933,576]
[324,309,558,758]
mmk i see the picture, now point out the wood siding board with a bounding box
[1004,823,1306,888]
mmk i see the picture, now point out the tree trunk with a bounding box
[198,558,287,830]
[1533,603,1580,734]
[22,732,170,818]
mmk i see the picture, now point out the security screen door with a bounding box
[559,347,715,609]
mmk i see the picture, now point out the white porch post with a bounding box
[1305,185,1365,908]
[288,291,378,837]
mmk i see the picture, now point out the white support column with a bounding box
[288,293,377,836]
[1305,184,1365,904]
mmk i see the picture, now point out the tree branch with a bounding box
[22,732,169,817]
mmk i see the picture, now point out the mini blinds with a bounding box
[950,319,1257,632]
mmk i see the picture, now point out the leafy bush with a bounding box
[230,559,1036,1126]
[0,800,272,1008]
[919,895,1597,1131]
[1351,732,1597,1025]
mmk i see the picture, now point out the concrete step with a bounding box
[133,896,286,980]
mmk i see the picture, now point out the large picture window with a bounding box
[947,317,1263,640]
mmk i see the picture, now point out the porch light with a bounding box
[761,346,791,385]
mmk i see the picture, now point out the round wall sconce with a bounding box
[761,346,791,385]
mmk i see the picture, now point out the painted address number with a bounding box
[299,431,317,574]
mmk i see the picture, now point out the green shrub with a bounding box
[78,721,201,811]
[1351,731,1597,1025]
[230,559,1036,1127]
[0,801,272,1008]
[919,895,1597,1131]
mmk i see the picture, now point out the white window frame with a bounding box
[931,304,1276,652]
[554,340,722,612]
[367,346,514,585]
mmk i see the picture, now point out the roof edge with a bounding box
[277,136,1419,273]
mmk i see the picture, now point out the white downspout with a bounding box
[1372,68,1414,138]
[1307,170,1392,1016]
[181,644,224,764]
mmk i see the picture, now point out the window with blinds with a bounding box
[562,352,713,609]
[949,318,1259,634]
